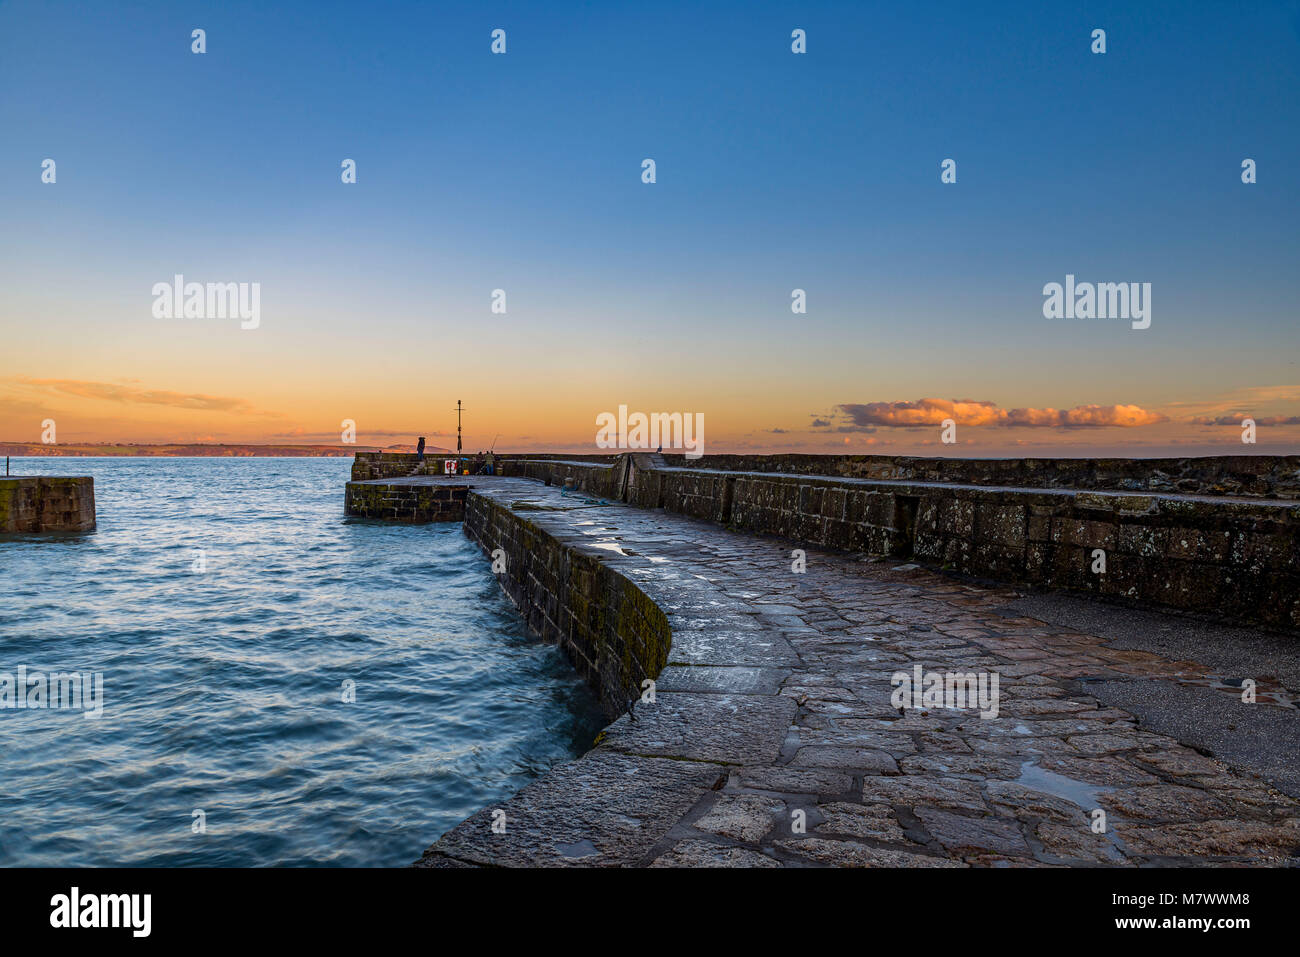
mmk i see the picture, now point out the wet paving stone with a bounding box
[667,628,799,667]
[418,751,726,868]
[862,776,988,813]
[985,781,1091,824]
[1104,784,1231,822]
[814,802,912,842]
[655,664,791,695]
[729,767,856,795]
[790,746,900,773]
[597,692,796,765]
[775,837,966,868]
[691,794,785,842]
[1117,819,1300,860]
[914,808,1033,858]
[900,755,1022,779]
[649,840,781,868]
[1035,822,1127,865]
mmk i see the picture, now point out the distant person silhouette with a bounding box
[416,436,426,466]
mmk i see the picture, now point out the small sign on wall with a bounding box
[443,460,458,475]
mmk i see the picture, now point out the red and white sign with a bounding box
[443,459,458,475]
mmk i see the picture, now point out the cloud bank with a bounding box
[831,398,1168,430]
[12,377,271,415]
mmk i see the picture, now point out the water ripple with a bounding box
[0,457,603,866]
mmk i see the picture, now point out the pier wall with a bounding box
[509,459,619,498]
[718,473,1296,628]
[343,481,468,522]
[461,492,670,717]
[344,472,668,715]
[350,452,617,482]
[348,452,1300,629]
[353,450,1300,499]
[647,465,1298,629]
[410,477,1300,868]
[657,453,1300,500]
[0,476,96,533]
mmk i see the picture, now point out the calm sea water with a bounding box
[0,457,603,866]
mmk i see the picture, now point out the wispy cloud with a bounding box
[1166,384,1300,415]
[267,428,451,439]
[11,377,276,416]
[1189,413,1300,426]
[0,395,55,418]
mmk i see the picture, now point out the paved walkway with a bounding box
[419,479,1300,867]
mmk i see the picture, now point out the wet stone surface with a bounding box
[416,478,1300,868]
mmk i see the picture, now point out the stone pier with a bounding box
[354,450,1300,629]
[343,454,1300,866]
[0,476,96,533]
[405,475,1299,867]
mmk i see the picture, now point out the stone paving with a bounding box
[418,479,1300,867]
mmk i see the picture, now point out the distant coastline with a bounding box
[0,443,449,458]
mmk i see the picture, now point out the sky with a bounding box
[1,0,1298,456]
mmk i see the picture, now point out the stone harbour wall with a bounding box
[344,481,468,522]
[414,476,1300,868]
[710,472,1300,629]
[510,459,619,499]
[659,452,1300,500]
[350,452,424,481]
[348,452,1300,630]
[350,451,617,482]
[0,476,96,533]
[461,492,670,717]
[356,450,1300,500]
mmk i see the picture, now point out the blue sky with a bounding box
[1,0,1297,452]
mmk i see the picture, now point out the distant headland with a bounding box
[0,442,449,458]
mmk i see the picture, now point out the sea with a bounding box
[0,457,603,866]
